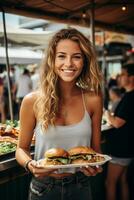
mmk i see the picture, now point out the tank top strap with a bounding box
[81,89,86,111]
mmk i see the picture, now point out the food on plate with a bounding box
[0,140,17,155]
[0,127,20,138]
[44,148,69,165]
[0,124,6,135]
[10,127,20,137]
[4,126,20,137]
[0,121,20,137]
[68,146,105,164]
[0,136,17,144]
[41,146,106,167]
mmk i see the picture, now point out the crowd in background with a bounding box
[0,65,39,122]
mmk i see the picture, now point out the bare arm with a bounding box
[15,92,57,177]
[15,93,36,167]
[80,92,103,176]
[87,92,103,153]
[105,110,126,128]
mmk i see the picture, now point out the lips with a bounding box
[61,69,76,72]
[60,69,76,77]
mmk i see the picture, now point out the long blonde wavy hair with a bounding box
[34,28,102,130]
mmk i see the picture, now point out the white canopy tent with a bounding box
[0,22,55,46]
[0,47,43,64]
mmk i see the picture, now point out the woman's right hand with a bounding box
[28,160,58,178]
[80,165,103,176]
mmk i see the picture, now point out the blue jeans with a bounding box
[29,172,92,200]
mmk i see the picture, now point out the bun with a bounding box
[45,148,68,158]
[68,146,96,156]
[44,148,69,165]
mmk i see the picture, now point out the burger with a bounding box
[44,148,69,165]
[68,146,104,164]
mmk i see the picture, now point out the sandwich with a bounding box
[68,146,104,164]
[44,148,69,165]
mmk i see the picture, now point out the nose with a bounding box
[65,56,72,67]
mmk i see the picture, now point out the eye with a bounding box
[57,55,65,59]
[73,55,82,59]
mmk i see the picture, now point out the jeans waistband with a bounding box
[33,172,89,185]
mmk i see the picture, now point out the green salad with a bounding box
[0,141,17,155]
[6,120,20,128]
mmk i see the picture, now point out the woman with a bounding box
[16,28,103,200]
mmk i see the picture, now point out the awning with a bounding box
[0,22,55,46]
[0,0,134,35]
[0,47,43,64]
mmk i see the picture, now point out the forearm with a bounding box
[91,129,102,153]
[106,111,125,128]
[92,139,101,153]
[15,147,32,168]
[107,114,117,127]
[91,118,102,153]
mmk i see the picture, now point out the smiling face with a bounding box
[55,39,84,84]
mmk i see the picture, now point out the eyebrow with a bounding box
[56,52,82,55]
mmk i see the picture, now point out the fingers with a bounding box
[30,160,37,167]
[80,166,96,176]
[29,160,58,178]
[29,160,103,178]
[95,165,103,173]
[80,165,103,176]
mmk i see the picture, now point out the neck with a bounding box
[58,81,78,99]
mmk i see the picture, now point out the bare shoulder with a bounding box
[84,90,103,114]
[21,91,38,107]
[85,90,102,102]
[20,92,39,122]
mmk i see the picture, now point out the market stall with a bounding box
[0,121,34,199]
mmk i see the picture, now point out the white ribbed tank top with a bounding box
[34,91,92,173]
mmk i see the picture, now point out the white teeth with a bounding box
[62,69,74,72]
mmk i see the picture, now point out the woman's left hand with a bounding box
[79,165,103,176]
[28,160,58,178]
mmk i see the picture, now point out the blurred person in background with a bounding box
[30,65,40,91]
[9,66,18,119]
[105,63,134,200]
[107,73,117,89]
[1,66,17,120]
[0,77,6,123]
[116,74,126,95]
[108,86,123,113]
[15,68,32,111]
